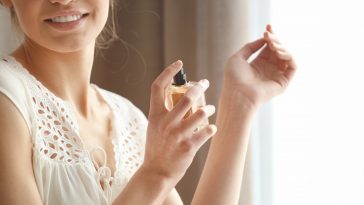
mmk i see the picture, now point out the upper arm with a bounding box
[0,93,43,205]
[162,188,184,205]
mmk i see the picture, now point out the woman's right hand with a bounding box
[141,60,217,183]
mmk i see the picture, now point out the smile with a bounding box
[45,13,89,23]
[51,15,82,23]
[44,13,89,31]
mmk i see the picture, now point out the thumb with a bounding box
[238,38,266,60]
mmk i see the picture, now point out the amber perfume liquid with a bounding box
[165,81,207,119]
[165,67,209,128]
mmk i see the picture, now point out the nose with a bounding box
[49,0,73,5]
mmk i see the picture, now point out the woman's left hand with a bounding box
[222,24,297,107]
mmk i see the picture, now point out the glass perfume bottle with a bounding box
[165,68,208,127]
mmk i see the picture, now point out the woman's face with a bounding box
[7,0,109,52]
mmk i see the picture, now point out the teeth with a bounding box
[50,15,82,23]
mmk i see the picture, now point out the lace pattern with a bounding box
[31,82,87,164]
[1,56,147,204]
[119,117,145,177]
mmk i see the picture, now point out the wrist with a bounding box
[221,80,263,109]
[213,85,259,144]
[219,86,261,115]
[137,164,177,189]
[113,165,177,205]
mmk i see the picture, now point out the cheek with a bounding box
[99,3,110,26]
[92,3,110,35]
[13,4,40,36]
[94,0,110,22]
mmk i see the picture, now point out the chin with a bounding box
[24,32,97,54]
[52,43,91,53]
[42,37,95,53]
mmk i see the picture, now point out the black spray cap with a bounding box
[173,67,187,86]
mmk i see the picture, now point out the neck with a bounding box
[11,37,97,117]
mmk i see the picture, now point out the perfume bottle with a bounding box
[165,68,208,126]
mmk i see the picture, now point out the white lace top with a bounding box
[0,56,148,205]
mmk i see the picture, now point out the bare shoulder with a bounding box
[0,92,31,149]
[0,93,43,204]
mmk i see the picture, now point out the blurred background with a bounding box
[1,0,364,205]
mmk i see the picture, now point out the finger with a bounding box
[166,79,209,123]
[266,24,274,34]
[269,41,287,53]
[278,60,289,72]
[257,45,278,64]
[149,60,183,116]
[264,31,281,45]
[276,50,293,61]
[191,124,217,149]
[181,105,216,134]
[284,58,297,81]
[268,42,284,52]
[238,38,266,60]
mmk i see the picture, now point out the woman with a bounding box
[0,0,296,204]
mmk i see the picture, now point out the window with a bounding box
[271,1,364,205]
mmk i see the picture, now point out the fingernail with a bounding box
[201,105,215,115]
[205,105,216,114]
[210,124,217,134]
[173,60,182,66]
[199,79,210,89]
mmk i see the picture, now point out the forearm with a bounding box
[192,87,259,205]
[112,166,176,205]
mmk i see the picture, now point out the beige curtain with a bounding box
[92,0,252,204]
